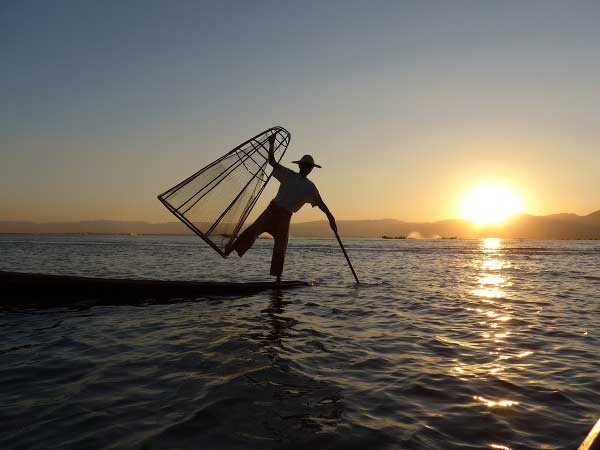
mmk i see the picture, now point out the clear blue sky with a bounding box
[2,1,599,222]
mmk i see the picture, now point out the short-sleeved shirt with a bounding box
[271,163,322,213]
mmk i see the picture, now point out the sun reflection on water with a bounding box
[472,240,510,300]
[490,444,511,450]
[474,395,519,408]
[451,238,532,425]
[479,274,505,285]
[472,288,505,298]
[482,259,505,270]
[483,237,502,249]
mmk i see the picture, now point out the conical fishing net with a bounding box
[158,126,291,256]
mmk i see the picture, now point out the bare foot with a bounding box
[223,242,234,257]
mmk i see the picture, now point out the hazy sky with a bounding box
[2,1,599,223]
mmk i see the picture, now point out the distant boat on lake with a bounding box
[382,235,406,239]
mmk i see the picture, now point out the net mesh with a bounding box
[158,127,291,255]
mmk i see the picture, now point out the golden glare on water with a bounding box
[472,242,508,298]
[461,185,524,225]
[450,237,539,450]
[490,444,512,450]
[474,396,519,408]
[482,237,502,249]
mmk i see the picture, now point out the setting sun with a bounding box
[461,185,524,225]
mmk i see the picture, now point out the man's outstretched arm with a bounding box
[318,200,337,233]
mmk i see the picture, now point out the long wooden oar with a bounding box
[578,418,600,450]
[334,230,360,284]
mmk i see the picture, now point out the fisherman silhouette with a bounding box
[224,134,337,282]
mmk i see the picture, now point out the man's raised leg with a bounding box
[227,222,258,257]
[226,208,271,257]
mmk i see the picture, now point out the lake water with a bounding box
[1,235,599,449]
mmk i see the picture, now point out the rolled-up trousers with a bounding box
[232,203,292,277]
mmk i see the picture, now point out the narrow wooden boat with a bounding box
[1,271,311,308]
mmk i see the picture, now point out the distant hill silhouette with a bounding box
[1,211,599,239]
[291,211,600,239]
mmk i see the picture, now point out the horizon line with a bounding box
[1,209,599,225]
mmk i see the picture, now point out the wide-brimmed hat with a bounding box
[292,154,322,168]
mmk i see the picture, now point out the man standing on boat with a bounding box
[225,134,337,282]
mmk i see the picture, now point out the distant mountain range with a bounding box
[1,211,600,239]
